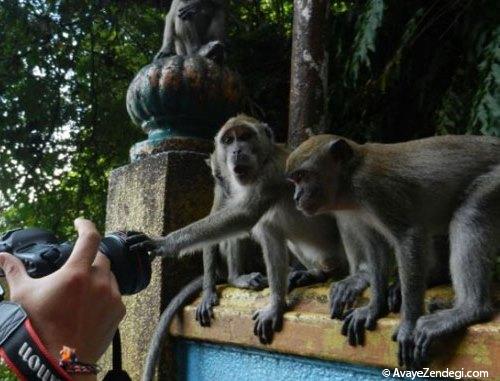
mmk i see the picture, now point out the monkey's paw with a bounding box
[288,270,325,291]
[178,3,199,20]
[413,308,482,367]
[329,275,369,319]
[130,237,170,257]
[195,289,220,327]
[229,272,268,290]
[392,321,416,368]
[341,306,379,346]
[387,280,402,313]
[252,303,285,344]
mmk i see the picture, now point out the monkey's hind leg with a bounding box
[388,236,450,313]
[196,245,221,327]
[342,242,390,346]
[252,224,288,344]
[414,167,500,366]
[226,238,268,290]
[387,277,402,313]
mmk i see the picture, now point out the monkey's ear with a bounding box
[329,139,353,161]
[262,124,275,142]
[204,157,212,168]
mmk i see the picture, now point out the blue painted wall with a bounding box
[174,340,389,381]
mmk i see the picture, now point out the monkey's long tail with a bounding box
[142,275,204,381]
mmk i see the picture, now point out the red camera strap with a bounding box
[0,302,72,381]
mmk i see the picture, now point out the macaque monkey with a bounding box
[286,134,500,367]
[196,155,267,326]
[197,155,331,326]
[155,0,226,60]
[133,115,350,344]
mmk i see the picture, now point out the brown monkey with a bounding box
[286,134,500,367]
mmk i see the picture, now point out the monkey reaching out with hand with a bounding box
[133,115,353,344]
[286,134,500,367]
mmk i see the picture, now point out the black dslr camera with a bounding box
[0,228,152,296]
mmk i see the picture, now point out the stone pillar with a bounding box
[103,149,213,380]
[288,0,330,149]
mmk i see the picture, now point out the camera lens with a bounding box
[99,233,152,295]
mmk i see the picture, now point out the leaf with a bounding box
[346,0,384,84]
[469,25,500,137]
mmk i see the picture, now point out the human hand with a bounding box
[0,218,126,379]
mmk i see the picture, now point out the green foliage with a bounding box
[0,0,293,237]
[469,25,500,137]
[328,0,500,142]
[0,0,157,236]
[0,361,15,380]
[346,0,384,83]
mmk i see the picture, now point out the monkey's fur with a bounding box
[196,155,267,326]
[286,134,500,367]
[333,223,450,346]
[156,0,225,60]
[135,115,350,344]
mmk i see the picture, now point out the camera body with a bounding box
[0,228,152,295]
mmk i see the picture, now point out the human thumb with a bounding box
[0,252,29,289]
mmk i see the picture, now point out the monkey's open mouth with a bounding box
[233,165,251,177]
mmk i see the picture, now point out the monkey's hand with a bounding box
[387,279,402,313]
[392,320,416,368]
[130,236,177,258]
[341,306,381,347]
[195,288,220,327]
[288,269,327,292]
[229,272,268,290]
[252,303,285,345]
[178,1,201,20]
[329,274,369,319]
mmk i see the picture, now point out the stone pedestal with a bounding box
[103,150,213,380]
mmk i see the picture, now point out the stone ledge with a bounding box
[170,283,500,379]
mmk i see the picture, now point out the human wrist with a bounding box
[0,302,74,381]
[0,302,103,380]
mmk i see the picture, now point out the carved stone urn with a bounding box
[127,55,245,161]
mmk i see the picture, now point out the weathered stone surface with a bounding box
[130,136,213,163]
[170,283,500,379]
[102,150,213,380]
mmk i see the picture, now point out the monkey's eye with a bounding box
[221,135,233,145]
[287,170,308,184]
[238,131,253,141]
